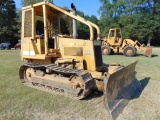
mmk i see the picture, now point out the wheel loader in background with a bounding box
[19,1,140,120]
[101,28,152,57]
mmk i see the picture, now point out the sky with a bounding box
[15,0,102,18]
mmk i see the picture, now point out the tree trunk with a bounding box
[147,39,151,46]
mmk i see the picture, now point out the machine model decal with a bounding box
[86,49,92,55]
[23,51,35,56]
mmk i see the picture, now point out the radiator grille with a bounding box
[24,10,32,37]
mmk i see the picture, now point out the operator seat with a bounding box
[36,20,54,49]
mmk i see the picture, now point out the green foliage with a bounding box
[99,0,160,45]
[2,0,160,46]
[76,11,89,39]
[0,0,20,45]
[60,15,70,35]
[21,0,53,6]
[59,10,99,40]
[77,11,99,40]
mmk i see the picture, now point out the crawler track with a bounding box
[19,63,95,99]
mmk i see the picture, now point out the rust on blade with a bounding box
[103,61,140,120]
[143,47,152,58]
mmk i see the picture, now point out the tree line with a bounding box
[0,0,20,45]
[0,0,160,46]
[98,0,160,45]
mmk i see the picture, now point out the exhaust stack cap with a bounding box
[71,3,76,11]
[71,3,77,39]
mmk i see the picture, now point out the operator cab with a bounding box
[107,28,123,46]
[21,2,73,56]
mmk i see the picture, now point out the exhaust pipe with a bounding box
[71,3,77,39]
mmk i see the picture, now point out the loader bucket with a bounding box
[103,61,140,120]
[143,47,152,58]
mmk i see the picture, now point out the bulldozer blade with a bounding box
[103,61,140,120]
[143,47,152,58]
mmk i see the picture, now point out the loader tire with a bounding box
[101,45,111,55]
[123,46,136,57]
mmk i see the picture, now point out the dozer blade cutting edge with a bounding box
[143,47,152,58]
[103,61,140,120]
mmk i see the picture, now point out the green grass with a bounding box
[103,48,160,81]
[0,48,160,120]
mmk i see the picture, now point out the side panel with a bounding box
[107,38,115,46]
[58,38,97,71]
[84,40,97,71]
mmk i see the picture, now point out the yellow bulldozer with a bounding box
[19,1,140,119]
[101,28,152,57]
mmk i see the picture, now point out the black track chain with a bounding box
[44,64,95,91]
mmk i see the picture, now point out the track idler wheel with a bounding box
[25,68,35,82]
[19,65,35,83]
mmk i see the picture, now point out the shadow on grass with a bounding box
[135,53,158,58]
[84,77,150,100]
[83,90,103,100]
[111,53,123,56]
[152,54,159,57]
[132,77,150,99]
[81,77,150,120]
[104,52,158,58]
